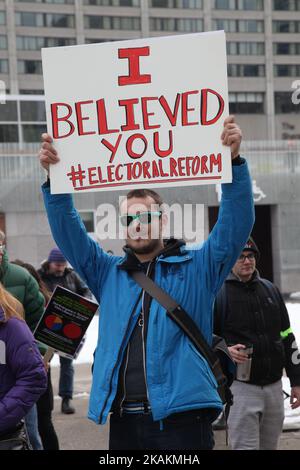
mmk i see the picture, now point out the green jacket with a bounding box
[0,250,45,333]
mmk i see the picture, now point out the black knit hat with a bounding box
[243,237,260,259]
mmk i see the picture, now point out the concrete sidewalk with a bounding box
[51,363,300,450]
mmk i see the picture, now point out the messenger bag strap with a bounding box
[130,270,226,393]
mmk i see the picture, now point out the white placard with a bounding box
[42,31,231,194]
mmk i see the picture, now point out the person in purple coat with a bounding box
[0,282,47,435]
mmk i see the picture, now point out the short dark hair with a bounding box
[126,189,163,207]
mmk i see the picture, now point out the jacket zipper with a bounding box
[141,261,153,404]
[119,342,130,417]
[98,289,143,424]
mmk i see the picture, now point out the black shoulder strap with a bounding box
[130,270,227,401]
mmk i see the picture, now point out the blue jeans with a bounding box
[25,405,43,450]
[109,409,216,450]
[59,356,74,399]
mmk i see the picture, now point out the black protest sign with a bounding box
[34,285,98,359]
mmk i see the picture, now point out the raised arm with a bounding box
[40,134,113,300]
[194,116,255,294]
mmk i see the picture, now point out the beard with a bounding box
[126,237,161,255]
[52,271,64,277]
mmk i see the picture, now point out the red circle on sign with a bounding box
[45,314,63,331]
[63,323,82,339]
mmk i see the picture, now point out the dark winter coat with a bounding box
[214,271,300,387]
[0,251,45,333]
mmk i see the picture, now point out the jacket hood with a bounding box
[119,238,186,271]
[227,269,260,284]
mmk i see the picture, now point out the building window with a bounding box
[0,12,6,25]
[273,21,300,33]
[0,125,19,143]
[45,14,75,28]
[275,91,300,113]
[149,0,202,7]
[228,64,265,77]
[84,0,140,5]
[18,60,43,74]
[20,101,46,121]
[0,101,18,121]
[22,124,47,143]
[16,36,76,50]
[15,12,43,26]
[15,12,75,28]
[84,15,141,30]
[215,0,263,9]
[0,59,8,74]
[273,0,300,10]
[150,17,203,31]
[227,41,265,55]
[214,19,237,32]
[79,211,95,233]
[213,19,264,32]
[0,36,7,50]
[273,42,300,54]
[215,0,235,7]
[229,92,264,113]
[239,20,264,32]
[274,64,300,76]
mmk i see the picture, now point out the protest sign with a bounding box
[34,286,98,359]
[42,30,231,194]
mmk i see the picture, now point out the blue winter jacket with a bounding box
[42,161,254,425]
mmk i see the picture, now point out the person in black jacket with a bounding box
[214,238,300,450]
[38,248,92,415]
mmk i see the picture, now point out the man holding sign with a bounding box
[39,32,254,450]
[39,116,253,451]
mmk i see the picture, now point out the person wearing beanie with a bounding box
[38,248,92,415]
[48,248,67,264]
[214,237,300,450]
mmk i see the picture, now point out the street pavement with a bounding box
[51,364,300,450]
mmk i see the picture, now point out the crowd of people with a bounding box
[0,235,92,450]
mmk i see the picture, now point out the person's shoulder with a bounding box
[258,277,282,297]
[3,317,33,344]
[258,277,276,288]
[7,262,31,283]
